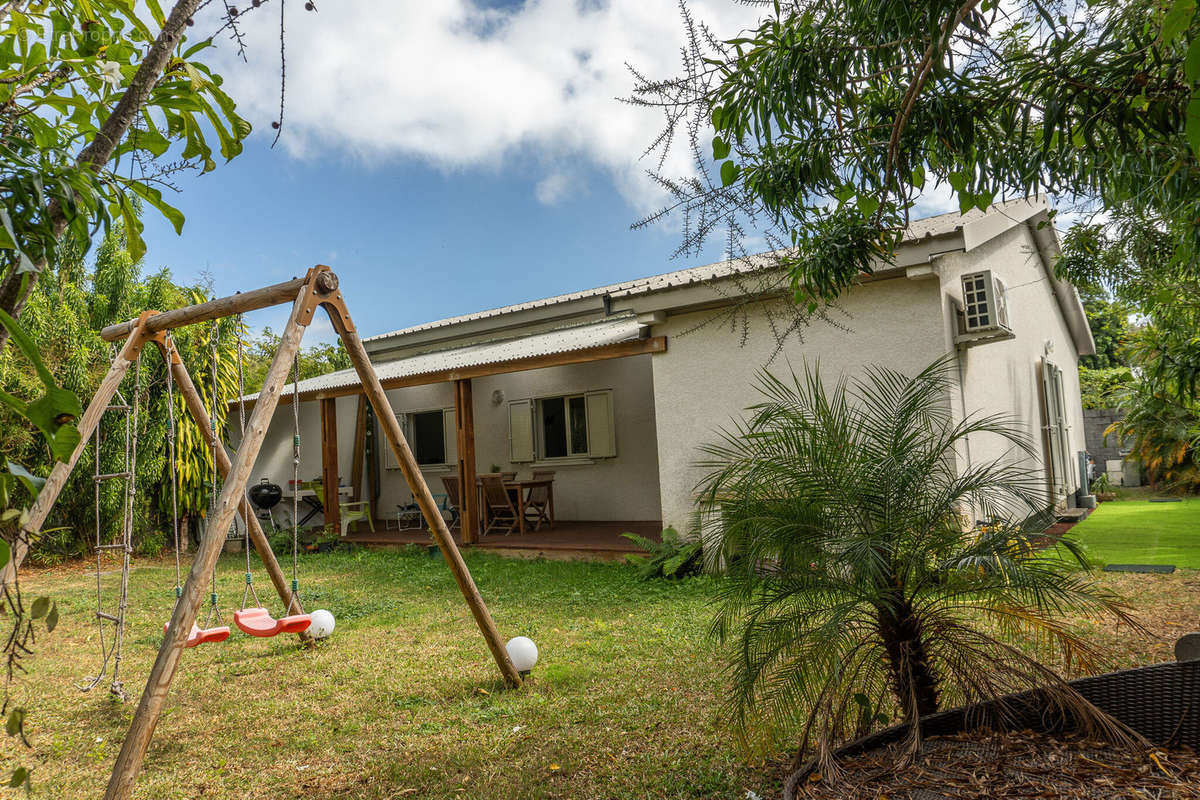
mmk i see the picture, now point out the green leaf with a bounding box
[947,171,968,192]
[0,309,55,387]
[1163,0,1196,44]
[711,105,724,131]
[6,462,44,499]
[857,194,879,217]
[1187,38,1200,82]
[0,540,9,570]
[30,597,49,620]
[7,766,26,789]
[720,160,740,187]
[911,164,925,190]
[1187,95,1200,158]
[49,424,81,463]
[711,136,730,160]
[5,709,23,737]
[46,602,58,633]
[853,693,870,708]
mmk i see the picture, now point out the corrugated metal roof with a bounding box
[364,200,1037,346]
[241,316,644,401]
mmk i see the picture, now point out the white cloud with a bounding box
[206,0,763,210]
[534,169,571,205]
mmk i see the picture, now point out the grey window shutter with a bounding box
[584,390,616,458]
[443,407,457,466]
[508,399,534,462]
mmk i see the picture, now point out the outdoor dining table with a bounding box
[280,484,351,527]
[474,476,555,535]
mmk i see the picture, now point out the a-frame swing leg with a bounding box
[104,286,314,800]
[315,283,523,689]
[0,317,155,588]
[152,336,311,635]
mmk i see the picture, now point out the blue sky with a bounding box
[134,0,765,343]
[139,138,698,343]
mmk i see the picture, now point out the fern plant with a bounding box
[621,527,703,580]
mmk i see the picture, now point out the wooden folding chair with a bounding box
[524,470,555,531]
[480,474,518,536]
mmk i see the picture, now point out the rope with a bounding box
[79,342,136,702]
[110,351,142,700]
[290,353,301,613]
[235,314,261,611]
[205,320,224,628]
[165,342,181,595]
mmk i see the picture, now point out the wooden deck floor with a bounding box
[343,520,662,560]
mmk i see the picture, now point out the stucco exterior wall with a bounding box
[932,224,1088,509]
[240,354,661,527]
[647,276,949,532]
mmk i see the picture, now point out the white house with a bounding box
[236,198,1094,555]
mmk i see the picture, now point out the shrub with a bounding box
[696,358,1135,765]
[621,527,703,579]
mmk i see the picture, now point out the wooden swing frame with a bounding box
[2,266,521,800]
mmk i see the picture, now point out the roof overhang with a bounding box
[236,317,664,406]
[1026,213,1096,357]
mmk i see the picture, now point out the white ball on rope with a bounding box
[505,636,538,674]
[308,609,336,639]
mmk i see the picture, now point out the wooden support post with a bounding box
[155,337,308,624]
[319,300,521,687]
[104,284,315,800]
[350,394,367,502]
[454,379,478,544]
[1,321,152,586]
[320,397,340,534]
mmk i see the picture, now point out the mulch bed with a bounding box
[796,729,1200,799]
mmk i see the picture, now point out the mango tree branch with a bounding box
[0,0,205,350]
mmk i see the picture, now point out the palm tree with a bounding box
[696,357,1136,768]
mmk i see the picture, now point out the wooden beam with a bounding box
[320,299,522,687]
[105,284,314,800]
[350,395,367,502]
[1,318,153,586]
[100,275,316,342]
[320,397,340,534]
[238,335,668,407]
[454,379,478,544]
[157,338,308,626]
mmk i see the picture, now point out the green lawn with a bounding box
[0,547,779,800]
[2,540,1196,799]
[1070,497,1200,568]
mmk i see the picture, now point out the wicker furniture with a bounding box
[784,658,1200,799]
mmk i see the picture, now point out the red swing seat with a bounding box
[164,621,231,648]
[234,607,311,637]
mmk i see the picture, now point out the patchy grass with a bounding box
[1071,497,1200,568]
[0,546,1196,799]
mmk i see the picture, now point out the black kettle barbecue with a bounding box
[248,478,283,520]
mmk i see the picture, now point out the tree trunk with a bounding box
[876,597,940,720]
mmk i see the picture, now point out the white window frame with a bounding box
[383,406,456,470]
[537,394,590,459]
[508,389,615,463]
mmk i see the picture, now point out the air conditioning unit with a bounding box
[960,270,1011,334]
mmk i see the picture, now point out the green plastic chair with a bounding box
[306,480,374,537]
